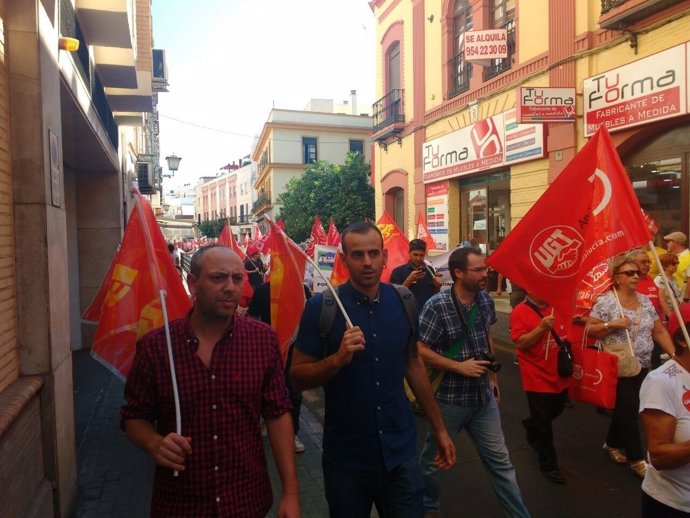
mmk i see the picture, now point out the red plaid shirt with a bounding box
[121,313,292,518]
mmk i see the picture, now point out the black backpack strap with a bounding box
[391,284,418,351]
[523,298,563,347]
[318,286,340,358]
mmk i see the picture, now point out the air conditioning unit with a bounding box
[137,162,156,194]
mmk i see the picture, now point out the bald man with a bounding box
[122,246,300,518]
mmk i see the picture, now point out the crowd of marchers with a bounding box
[122,226,690,518]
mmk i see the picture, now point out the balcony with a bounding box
[371,89,405,142]
[448,52,472,100]
[599,0,686,29]
[483,26,515,81]
[252,191,272,216]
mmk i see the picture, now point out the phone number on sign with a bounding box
[465,44,507,57]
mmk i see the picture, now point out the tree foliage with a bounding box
[196,218,226,239]
[278,153,374,242]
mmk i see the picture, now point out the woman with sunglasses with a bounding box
[588,255,675,478]
[654,253,683,320]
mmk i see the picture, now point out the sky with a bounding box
[151,0,376,190]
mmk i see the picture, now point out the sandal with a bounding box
[603,443,628,464]
[630,460,647,479]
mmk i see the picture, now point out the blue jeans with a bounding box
[419,397,530,518]
[323,454,424,518]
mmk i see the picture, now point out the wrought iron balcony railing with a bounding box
[372,89,405,134]
[483,26,516,81]
[448,52,472,99]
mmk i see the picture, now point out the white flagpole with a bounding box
[133,191,182,476]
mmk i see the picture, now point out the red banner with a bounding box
[416,211,436,250]
[377,212,410,283]
[89,192,191,379]
[268,221,307,362]
[486,126,649,319]
[327,218,341,247]
[305,215,328,258]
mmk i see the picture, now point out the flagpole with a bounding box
[612,288,636,358]
[648,241,690,346]
[132,190,182,476]
[261,215,353,328]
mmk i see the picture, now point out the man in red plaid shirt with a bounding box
[122,245,299,518]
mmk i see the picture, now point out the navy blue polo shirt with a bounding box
[389,262,438,310]
[295,282,417,472]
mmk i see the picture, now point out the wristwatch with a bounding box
[604,322,609,331]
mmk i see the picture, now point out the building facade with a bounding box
[370,0,690,253]
[0,1,162,515]
[251,97,373,228]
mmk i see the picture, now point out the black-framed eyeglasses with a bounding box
[461,266,489,273]
[618,270,641,277]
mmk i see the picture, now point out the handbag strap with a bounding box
[524,298,563,347]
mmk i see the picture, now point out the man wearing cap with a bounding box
[664,231,690,302]
[390,238,443,311]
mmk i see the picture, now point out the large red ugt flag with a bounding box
[486,126,649,319]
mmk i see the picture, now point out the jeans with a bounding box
[322,454,424,518]
[419,397,530,518]
[523,390,567,472]
[606,369,647,462]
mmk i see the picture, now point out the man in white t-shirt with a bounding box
[639,304,690,517]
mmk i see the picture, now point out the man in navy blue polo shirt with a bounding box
[390,239,442,311]
[291,222,455,518]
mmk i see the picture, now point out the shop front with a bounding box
[583,42,690,244]
[423,108,544,255]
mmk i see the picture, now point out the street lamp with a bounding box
[165,153,182,177]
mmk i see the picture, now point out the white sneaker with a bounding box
[294,435,305,453]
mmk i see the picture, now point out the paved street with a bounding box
[71,340,644,518]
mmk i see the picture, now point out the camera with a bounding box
[475,351,502,373]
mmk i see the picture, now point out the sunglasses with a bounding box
[618,270,641,277]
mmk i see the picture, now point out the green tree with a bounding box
[278,153,374,242]
[196,217,226,239]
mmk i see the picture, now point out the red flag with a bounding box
[90,193,191,379]
[486,126,649,319]
[82,254,118,323]
[253,231,272,256]
[574,260,613,315]
[641,209,659,238]
[268,220,307,362]
[416,211,436,250]
[218,220,254,306]
[243,232,251,248]
[327,218,341,247]
[305,216,328,258]
[330,245,350,286]
[277,218,286,232]
[217,219,232,247]
[377,212,410,283]
[253,223,263,241]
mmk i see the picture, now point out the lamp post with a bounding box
[162,154,181,215]
[165,153,182,176]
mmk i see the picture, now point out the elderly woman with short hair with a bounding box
[588,255,675,478]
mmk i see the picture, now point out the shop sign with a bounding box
[423,109,544,183]
[425,182,449,251]
[583,43,687,137]
[517,87,576,123]
[463,30,508,63]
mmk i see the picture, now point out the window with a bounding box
[303,137,317,164]
[484,0,515,80]
[349,140,364,155]
[449,0,473,99]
